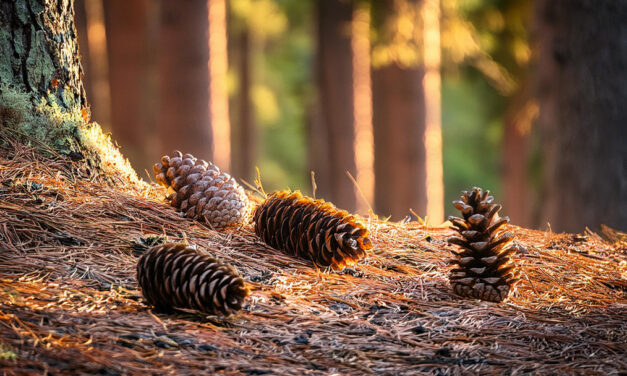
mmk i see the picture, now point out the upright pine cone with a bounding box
[136,243,249,316]
[447,187,520,302]
[253,190,372,270]
[153,151,249,229]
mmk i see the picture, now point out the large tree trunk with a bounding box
[0,0,135,183]
[372,65,427,220]
[535,0,627,232]
[372,0,428,220]
[103,0,153,174]
[422,0,443,224]
[502,85,535,228]
[313,0,357,212]
[351,3,374,215]
[157,0,212,163]
[0,0,86,116]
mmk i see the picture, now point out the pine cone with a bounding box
[253,190,372,270]
[447,187,520,302]
[136,243,249,316]
[153,151,249,229]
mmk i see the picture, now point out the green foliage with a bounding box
[441,0,532,215]
[442,75,502,217]
[230,0,313,193]
[228,0,532,214]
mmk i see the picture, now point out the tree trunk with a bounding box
[208,0,231,171]
[351,3,374,215]
[78,0,110,132]
[535,0,627,232]
[313,0,357,212]
[74,0,91,111]
[0,0,136,182]
[104,0,152,174]
[502,85,535,228]
[230,26,255,182]
[372,65,427,220]
[157,0,212,163]
[372,0,428,220]
[0,0,86,115]
[422,0,443,224]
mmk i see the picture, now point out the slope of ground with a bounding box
[0,141,625,375]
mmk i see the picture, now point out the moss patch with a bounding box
[0,84,140,184]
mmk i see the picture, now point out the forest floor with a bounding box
[0,142,625,375]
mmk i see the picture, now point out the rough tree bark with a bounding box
[372,0,428,220]
[0,0,134,182]
[0,0,86,117]
[535,0,627,232]
[313,0,357,212]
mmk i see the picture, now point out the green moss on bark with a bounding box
[0,84,140,184]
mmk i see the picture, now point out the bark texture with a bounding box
[313,0,357,212]
[0,0,86,114]
[0,0,137,182]
[535,0,627,232]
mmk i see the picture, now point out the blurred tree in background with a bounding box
[312,0,358,213]
[535,0,627,232]
[73,0,626,231]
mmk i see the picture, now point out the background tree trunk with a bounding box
[78,0,110,133]
[535,0,627,232]
[230,25,255,182]
[157,0,212,163]
[208,0,231,171]
[372,0,428,220]
[103,0,153,175]
[313,0,357,212]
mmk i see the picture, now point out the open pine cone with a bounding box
[253,190,372,270]
[136,243,249,316]
[153,151,249,229]
[447,187,520,302]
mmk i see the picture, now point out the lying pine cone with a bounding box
[136,243,249,316]
[153,151,249,229]
[447,187,520,302]
[253,190,372,270]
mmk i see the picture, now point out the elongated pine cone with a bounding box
[136,243,249,316]
[153,151,249,229]
[253,190,372,270]
[447,187,520,302]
